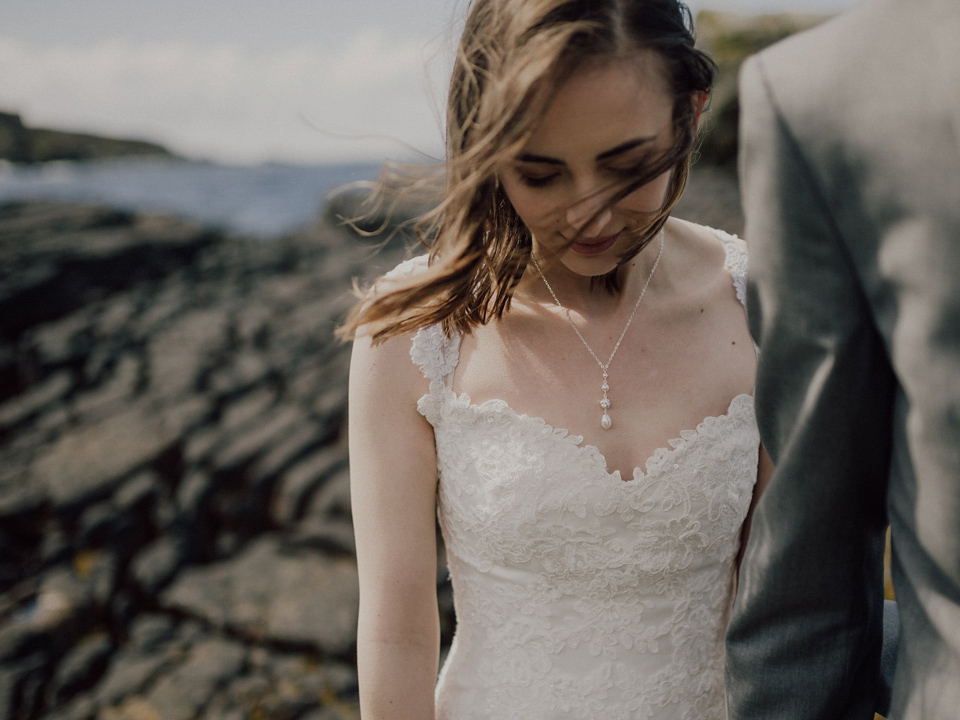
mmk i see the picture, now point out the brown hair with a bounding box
[339,0,716,343]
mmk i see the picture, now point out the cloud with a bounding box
[0,29,447,163]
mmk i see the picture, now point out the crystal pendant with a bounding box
[601,412,612,429]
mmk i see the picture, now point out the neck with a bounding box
[521,231,665,316]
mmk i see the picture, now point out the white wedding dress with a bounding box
[393,228,759,719]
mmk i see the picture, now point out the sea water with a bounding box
[0,158,384,239]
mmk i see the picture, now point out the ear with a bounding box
[692,91,710,131]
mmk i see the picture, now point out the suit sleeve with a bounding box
[725,55,894,720]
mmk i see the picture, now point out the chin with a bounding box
[560,254,620,279]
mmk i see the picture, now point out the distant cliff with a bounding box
[0,111,174,164]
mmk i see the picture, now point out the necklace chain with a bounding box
[531,231,664,430]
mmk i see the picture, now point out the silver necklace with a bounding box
[531,232,664,430]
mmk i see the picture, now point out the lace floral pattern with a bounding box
[408,229,758,719]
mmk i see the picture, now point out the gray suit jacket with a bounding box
[727,0,960,718]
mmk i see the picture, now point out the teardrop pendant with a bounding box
[601,412,612,430]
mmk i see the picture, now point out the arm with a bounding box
[725,55,894,720]
[350,328,441,720]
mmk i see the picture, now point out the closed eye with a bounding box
[517,172,560,187]
[603,153,655,179]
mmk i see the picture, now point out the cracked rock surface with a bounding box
[0,199,420,720]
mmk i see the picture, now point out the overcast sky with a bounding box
[0,0,860,164]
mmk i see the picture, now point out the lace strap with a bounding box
[712,228,748,311]
[410,324,461,386]
[711,227,759,355]
[377,255,463,385]
[380,254,429,283]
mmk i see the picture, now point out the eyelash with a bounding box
[516,164,641,189]
[517,173,559,187]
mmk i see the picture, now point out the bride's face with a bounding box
[499,52,677,278]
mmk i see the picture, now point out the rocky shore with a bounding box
[0,197,419,720]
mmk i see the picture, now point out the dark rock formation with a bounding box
[0,199,412,720]
[0,112,173,165]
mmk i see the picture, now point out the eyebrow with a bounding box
[515,135,658,165]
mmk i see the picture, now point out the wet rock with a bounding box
[176,471,214,517]
[96,295,138,337]
[161,395,213,438]
[41,693,97,720]
[182,425,222,466]
[0,199,413,716]
[112,471,161,516]
[214,533,241,559]
[0,651,48,720]
[210,405,304,476]
[0,481,46,522]
[141,637,246,720]
[48,631,113,704]
[0,202,216,339]
[39,526,72,566]
[74,354,140,422]
[208,351,271,397]
[30,401,185,510]
[89,552,119,606]
[26,309,96,368]
[146,308,228,399]
[79,502,115,546]
[218,389,277,435]
[312,383,348,432]
[162,536,359,656]
[248,421,326,489]
[299,704,360,720]
[152,495,180,533]
[98,695,164,720]
[305,467,351,520]
[32,565,94,630]
[131,536,186,595]
[93,643,181,710]
[232,305,271,347]
[128,615,175,655]
[0,370,73,432]
[272,447,347,526]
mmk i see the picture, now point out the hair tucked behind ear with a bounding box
[338,0,715,344]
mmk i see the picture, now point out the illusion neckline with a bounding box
[432,385,755,482]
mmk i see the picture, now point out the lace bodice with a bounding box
[399,229,759,720]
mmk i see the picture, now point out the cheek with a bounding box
[501,184,561,229]
[620,170,673,214]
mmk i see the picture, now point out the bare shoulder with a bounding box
[664,217,737,288]
[350,254,433,407]
[350,325,429,414]
[372,254,431,294]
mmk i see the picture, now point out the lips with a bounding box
[570,233,618,256]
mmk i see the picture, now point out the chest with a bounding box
[451,277,756,477]
[431,388,760,578]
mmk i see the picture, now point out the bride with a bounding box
[343,0,773,717]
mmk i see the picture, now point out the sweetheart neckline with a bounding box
[429,386,756,482]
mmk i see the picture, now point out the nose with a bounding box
[566,192,613,238]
